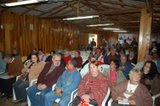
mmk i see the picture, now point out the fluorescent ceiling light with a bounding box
[1,0,47,7]
[113,30,127,32]
[63,15,99,21]
[102,28,120,31]
[86,23,114,27]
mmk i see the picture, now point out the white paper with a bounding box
[118,99,129,105]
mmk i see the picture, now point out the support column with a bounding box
[138,8,152,62]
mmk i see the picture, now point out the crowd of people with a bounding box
[0,38,160,106]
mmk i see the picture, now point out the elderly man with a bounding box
[27,53,65,106]
[119,54,133,79]
[44,58,81,106]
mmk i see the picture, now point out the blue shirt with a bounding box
[56,69,81,94]
[0,59,7,74]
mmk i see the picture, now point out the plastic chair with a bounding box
[102,87,111,106]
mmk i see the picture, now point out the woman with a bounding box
[103,60,126,89]
[77,60,108,106]
[12,53,45,102]
[111,69,152,106]
[141,61,160,96]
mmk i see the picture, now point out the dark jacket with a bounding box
[37,62,65,87]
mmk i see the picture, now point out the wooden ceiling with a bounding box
[0,0,160,33]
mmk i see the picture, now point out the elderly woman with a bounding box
[103,59,126,89]
[77,60,108,106]
[13,53,45,102]
[111,69,152,106]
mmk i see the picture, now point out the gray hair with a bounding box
[129,69,142,78]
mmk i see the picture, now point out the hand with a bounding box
[116,96,124,100]
[129,100,136,105]
[81,94,90,103]
[55,87,62,97]
[38,84,47,90]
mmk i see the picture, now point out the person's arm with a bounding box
[88,78,108,102]
[61,72,81,93]
[78,74,88,96]
[0,61,6,74]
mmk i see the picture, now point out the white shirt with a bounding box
[123,81,138,98]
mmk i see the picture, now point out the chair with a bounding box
[26,79,37,106]
[152,93,160,106]
[99,64,110,73]
[13,75,21,100]
[102,87,111,106]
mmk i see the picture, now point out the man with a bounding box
[0,54,24,98]
[119,55,133,79]
[44,58,81,106]
[0,51,6,74]
[27,53,65,106]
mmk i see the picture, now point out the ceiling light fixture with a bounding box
[1,0,48,7]
[86,23,114,27]
[63,15,99,21]
[113,30,127,32]
[102,28,120,31]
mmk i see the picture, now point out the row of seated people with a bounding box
[0,47,160,106]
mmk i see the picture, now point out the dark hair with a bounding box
[75,50,80,55]
[90,60,99,67]
[141,61,158,80]
[70,58,77,68]
[110,59,119,68]
[38,49,43,52]
[0,51,5,59]
[31,53,40,63]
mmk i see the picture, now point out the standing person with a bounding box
[90,38,96,50]
[44,58,81,106]
[27,53,65,106]
[13,53,45,103]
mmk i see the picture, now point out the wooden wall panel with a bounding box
[0,11,118,56]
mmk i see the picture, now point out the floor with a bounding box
[0,97,22,106]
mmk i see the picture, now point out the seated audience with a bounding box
[119,54,133,79]
[0,51,7,74]
[27,53,65,106]
[140,61,160,95]
[27,48,37,60]
[73,50,83,68]
[128,51,137,65]
[78,60,108,106]
[80,54,96,78]
[105,47,120,64]
[38,49,46,61]
[45,50,55,62]
[12,53,45,102]
[63,49,71,65]
[134,54,152,70]
[103,60,126,89]
[111,69,152,106]
[44,58,81,106]
[0,54,24,98]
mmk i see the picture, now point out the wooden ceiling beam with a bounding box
[38,3,66,17]
[23,6,43,13]
[48,5,68,17]
[87,0,145,8]
[21,5,41,15]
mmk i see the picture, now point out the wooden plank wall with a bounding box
[0,11,118,56]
